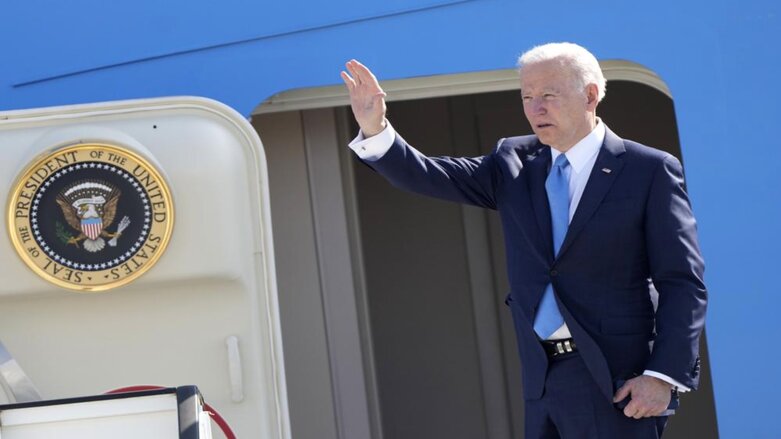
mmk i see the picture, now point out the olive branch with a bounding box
[55,221,74,244]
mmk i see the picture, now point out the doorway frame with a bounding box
[252,60,671,116]
[250,60,674,439]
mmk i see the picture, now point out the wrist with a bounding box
[648,375,674,390]
[362,119,387,138]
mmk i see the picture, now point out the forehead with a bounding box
[519,60,575,92]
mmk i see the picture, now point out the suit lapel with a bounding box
[556,128,626,260]
[524,146,554,262]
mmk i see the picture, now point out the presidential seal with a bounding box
[7,144,174,292]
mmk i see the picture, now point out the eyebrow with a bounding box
[521,86,561,95]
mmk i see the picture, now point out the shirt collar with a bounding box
[550,119,605,174]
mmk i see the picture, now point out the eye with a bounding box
[521,95,532,101]
[543,93,556,99]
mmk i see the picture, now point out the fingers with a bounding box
[621,393,667,419]
[628,403,664,418]
[614,380,651,419]
[346,59,364,84]
[340,71,355,90]
[345,59,383,89]
[614,384,643,419]
[613,381,631,403]
[618,375,672,419]
[623,400,652,419]
[345,60,362,86]
[351,59,378,84]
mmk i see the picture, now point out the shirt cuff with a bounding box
[348,120,395,161]
[643,370,691,393]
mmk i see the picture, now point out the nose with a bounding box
[530,97,546,115]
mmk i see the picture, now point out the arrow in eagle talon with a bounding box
[108,216,131,247]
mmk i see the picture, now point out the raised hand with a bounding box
[341,59,387,137]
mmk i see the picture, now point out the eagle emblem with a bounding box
[55,180,131,253]
[9,143,174,291]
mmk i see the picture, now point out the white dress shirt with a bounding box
[349,120,689,392]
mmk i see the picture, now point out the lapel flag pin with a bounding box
[601,168,612,174]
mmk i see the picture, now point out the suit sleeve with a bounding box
[644,155,707,390]
[360,131,500,210]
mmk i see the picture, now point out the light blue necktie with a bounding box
[533,153,571,339]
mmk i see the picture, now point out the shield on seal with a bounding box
[81,217,103,240]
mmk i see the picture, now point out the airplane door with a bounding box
[0,97,290,438]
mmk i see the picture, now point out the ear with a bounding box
[585,83,599,109]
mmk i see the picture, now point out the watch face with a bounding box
[8,144,174,292]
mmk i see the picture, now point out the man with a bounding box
[341,42,707,438]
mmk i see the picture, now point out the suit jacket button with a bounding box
[550,269,558,276]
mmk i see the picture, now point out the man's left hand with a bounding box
[613,375,672,418]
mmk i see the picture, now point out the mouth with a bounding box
[536,123,554,129]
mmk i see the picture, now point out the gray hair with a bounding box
[517,42,607,102]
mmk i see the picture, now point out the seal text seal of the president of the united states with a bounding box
[8,144,174,292]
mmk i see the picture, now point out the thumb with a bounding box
[613,382,632,402]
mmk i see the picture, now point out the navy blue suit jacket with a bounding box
[362,126,707,402]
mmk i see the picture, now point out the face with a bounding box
[520,60,598,152]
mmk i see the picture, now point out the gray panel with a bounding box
[301,108,373,439]
[469,91,533,436]
[449,96,514,439]
[336,106,386,439]
[252,112,339,439]
[352,98,489,439]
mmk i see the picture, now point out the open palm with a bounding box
[341,59,387,137]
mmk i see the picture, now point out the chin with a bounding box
[536,134,555,147]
